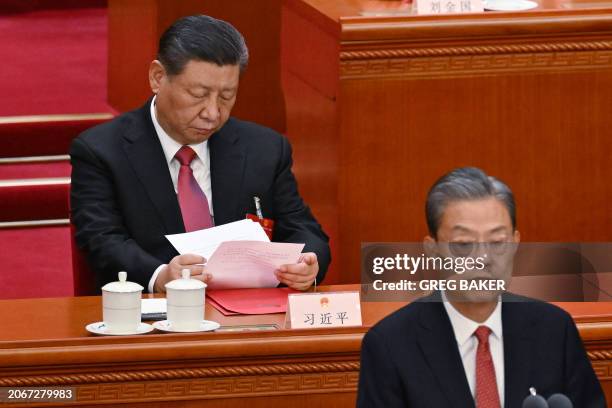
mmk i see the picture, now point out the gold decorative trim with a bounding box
[0,361,361,387]
[0,177,70,188]
[0,113,113,125]
[0,155,69,164]
[340,40,612,60]
[340,41,612,78]
[588,350,612,361]
[342,51,612,78]
[75,372,359,402]
[0,219,69,229]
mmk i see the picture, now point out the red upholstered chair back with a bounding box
[0,115,112,158]
[68,183,97,296]
[70,223,98,296]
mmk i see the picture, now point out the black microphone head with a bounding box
[547,393,573,408]
[522,394,549,408]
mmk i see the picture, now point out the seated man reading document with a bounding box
[70,15,330,293]
[357,167,605,407]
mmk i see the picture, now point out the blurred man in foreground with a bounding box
[357,167,604,407]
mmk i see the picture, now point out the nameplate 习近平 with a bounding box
[286,291,362,329]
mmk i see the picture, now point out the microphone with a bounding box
[522,387,549,408]
[547,394,573,408]
[522,395,548,408]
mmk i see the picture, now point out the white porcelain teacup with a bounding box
[166,269,206,331]
[101,271,143,333]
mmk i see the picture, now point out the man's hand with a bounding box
[154,254,212,293]
[275,252,318,291]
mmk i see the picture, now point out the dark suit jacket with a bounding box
[70,100,330,290]
[357,293,605,408]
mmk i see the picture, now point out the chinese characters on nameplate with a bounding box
[414,0,483,14]
[285,291,362,329]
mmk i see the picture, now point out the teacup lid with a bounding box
[165,269,206,291]
[102,271,144,293]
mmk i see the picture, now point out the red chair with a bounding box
[68,192,98,296]
[70,222,98,296]
[0,114,112,158]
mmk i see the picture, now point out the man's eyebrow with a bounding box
[188,84,237,92]
[488,226,509,234]
[188,84,211,90]
[450,225,473,233]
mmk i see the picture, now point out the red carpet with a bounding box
[0,226,73,299]
[0,7,112,115]
[0,5,110,298]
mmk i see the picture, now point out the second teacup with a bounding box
[165,269,206,331]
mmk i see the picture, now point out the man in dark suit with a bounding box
[70,15,330,292]
[357,167,605,407]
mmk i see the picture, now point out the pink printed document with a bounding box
[205,241,304,289]
[166,221,305,290]
[207,288,300,315]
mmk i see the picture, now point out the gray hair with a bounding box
[158,15,249,76]
[426,167,516,238]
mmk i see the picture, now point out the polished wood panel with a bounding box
[0,285,611,406]
[108,0,286,132]
[282,0,612,284]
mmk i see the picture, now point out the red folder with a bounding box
[207,287,299,315]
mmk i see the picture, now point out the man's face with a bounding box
[149,59,240,145]
[427,197,520,302]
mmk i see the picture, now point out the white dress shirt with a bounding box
[442,292,505,406]
[147,96,214,292]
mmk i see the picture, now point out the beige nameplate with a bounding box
[414,0,483,14]
[285,291,362,329]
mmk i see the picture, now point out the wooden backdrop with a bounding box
[282,0,612,283]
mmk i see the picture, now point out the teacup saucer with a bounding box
[153,320,220,333]
[86,321,154,336]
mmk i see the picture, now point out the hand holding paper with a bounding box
[154,254,211,293]
[276,252,319,291]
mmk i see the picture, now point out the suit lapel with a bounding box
[417,295,475,408]
[502,296,535,408]
[122,102,184,234]
[209,119,246,226]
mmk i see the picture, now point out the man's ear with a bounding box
[509,229,521,255]
[423,235,438,258]
[149,60,166,94]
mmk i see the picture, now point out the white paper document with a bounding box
[165,220,305,289]
[141,298,167,314]
[166,219,270,260]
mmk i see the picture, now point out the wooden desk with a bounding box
[0,285,611,406]
[281,0,612,284]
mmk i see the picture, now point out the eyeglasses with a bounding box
[447,241,514,257]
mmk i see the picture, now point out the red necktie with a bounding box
[475,326,501,408]
[175,146,213,232]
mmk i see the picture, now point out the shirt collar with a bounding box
[150,95,208,164]
[441,291,503,347]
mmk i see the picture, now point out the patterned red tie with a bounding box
[475,326,501,408]
[175,146,213,232]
